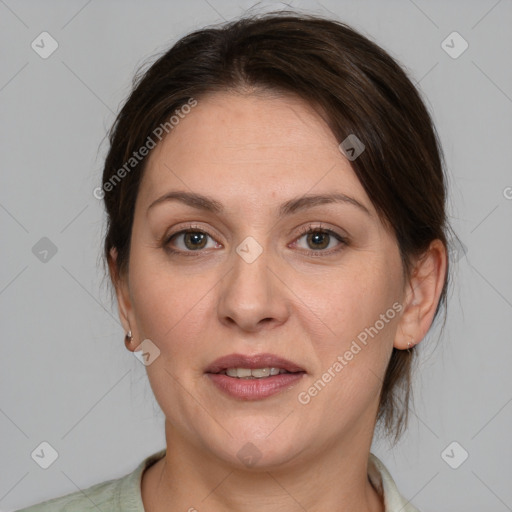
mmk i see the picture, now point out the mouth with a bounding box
[219,367,298,379]
[205,353,306,400]
[205,352,306,375]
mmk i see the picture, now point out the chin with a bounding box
[209,427,308,471]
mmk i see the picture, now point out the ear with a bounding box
[394,239,447,350]
[108,247,135,349]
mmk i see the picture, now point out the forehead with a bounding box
[139,91,370,213]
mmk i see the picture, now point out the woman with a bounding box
[17,10,450,512]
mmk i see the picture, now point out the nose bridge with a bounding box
[217,234,288,330]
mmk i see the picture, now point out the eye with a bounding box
[293,224,348,255]
[162,223,348,257]
[164,225,220,255]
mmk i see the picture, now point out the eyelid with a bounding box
[162,222,348,256]
[162,223,222,249]
[291,223,348,255]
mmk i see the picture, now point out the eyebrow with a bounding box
[147,191,371,217]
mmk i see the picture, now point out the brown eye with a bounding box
[165,228,219,254]
[182,231,208,250]
[294,225,348,256]
[305,230,330,250]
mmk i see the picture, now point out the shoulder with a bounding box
[14,449,167,512]
[13,477,122,512]
[368,452,422,512]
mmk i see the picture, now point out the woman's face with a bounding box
[115,91,409,469]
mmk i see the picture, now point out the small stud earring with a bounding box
[125,330,133,347]
[407,337,415,349]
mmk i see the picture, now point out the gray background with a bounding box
[1,0,511,511]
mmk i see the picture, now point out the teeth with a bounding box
[225,367,285,379]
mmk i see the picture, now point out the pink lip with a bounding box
[205,353,306,401]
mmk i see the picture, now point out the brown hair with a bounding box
[101,10,453,444]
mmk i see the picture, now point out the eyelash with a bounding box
[162,222,348,257]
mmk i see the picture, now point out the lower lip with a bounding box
[207,372,305,400]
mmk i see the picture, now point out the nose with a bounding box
[216,241,290,333]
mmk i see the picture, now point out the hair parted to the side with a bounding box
[101,10,455,445]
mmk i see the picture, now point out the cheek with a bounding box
[308,260,400,353]
[127,251,208,349]
[299,261,401,421]
[298,272,399,420]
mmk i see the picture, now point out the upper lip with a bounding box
[205,353,306,374]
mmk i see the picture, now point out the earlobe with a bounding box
[394,239,447,350]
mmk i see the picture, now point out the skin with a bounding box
[110,90,447,512]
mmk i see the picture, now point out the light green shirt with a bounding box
[15,450,420,511]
